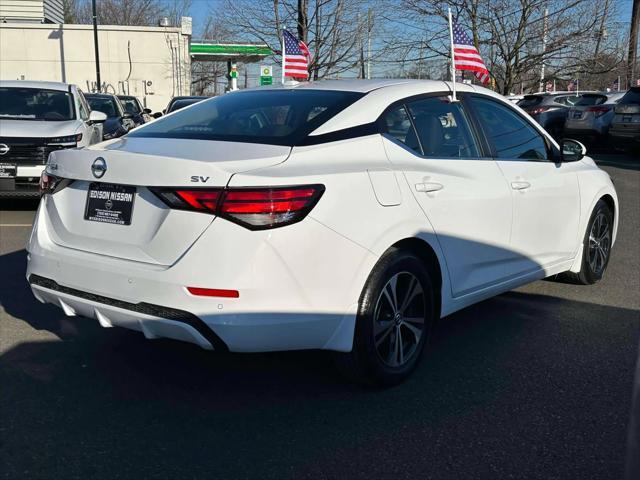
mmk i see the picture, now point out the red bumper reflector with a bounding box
[186,287,239,298]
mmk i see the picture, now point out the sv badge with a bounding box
[190,176,210,183]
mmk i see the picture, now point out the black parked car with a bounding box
[85,93,134,140]
[164,96,208,114]
[609,87,640,153]
[517,92,584,138]
[118,95,152,127]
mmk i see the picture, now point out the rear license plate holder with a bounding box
[0,163,17,179]
[84,183,136,226]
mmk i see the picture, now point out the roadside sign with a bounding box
[260,65,273,86]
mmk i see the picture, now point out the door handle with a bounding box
[415,182,444,193]
[511,181,531,190]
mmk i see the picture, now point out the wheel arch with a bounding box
[389,237,443,320]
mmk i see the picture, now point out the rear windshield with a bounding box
[620,89,640,105]
[87,96,121,118]
[0,87,75,121]
[517,96,543,108]
[575,94,608,106]
[130,89,365,146]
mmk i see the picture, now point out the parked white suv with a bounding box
[0,80,106,197]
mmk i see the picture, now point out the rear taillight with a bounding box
[586,106,611,117]
[528,106,558,115]
[152,185,325,230]
[39,171,72,196]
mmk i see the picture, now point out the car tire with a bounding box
[559,199,613,285]
[333,247,436,387]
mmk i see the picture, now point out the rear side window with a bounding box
[130,90,364,146]
[553,95,580,106]
[405,97,479,158]
[382,105,420,153]
[575,95,607,106]
[469,96,548,161]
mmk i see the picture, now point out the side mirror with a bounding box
[89,110,107,123]
[560,138,586,162]
[143,108,152,114]
[152,112,163,119]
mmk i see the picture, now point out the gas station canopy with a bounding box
[190,42,273,62]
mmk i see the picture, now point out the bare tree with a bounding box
[383,0,625,94]
[191,17,238,95]
[76,0,164,26]
[215,0,381,80]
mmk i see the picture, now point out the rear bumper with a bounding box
[26,197,376,352]
[0,166,44,198]
[609,127,640,144]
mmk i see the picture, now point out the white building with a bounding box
[0,18,192,112]
[0,0,63,24]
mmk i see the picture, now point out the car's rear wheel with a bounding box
[333,248,435,387]
[560,199,613,285]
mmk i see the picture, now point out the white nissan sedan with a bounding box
[27,80,618,385]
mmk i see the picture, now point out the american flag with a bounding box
[283,30,310,79]
[452,20,489,85]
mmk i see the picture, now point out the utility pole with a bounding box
[628,0,639,88]
[366,8,373,79]
[539,5,548,93]
[91,0,101,91]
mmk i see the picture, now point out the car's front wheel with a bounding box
[561,199,613,285]
[333,248,436,387]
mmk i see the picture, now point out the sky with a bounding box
[179,0,635,39]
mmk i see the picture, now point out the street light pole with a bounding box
[92,0,101,91]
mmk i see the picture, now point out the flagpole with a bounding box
[447,7,457,101]
[281,28,286,85]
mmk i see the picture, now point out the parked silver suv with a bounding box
[0,80,106,197]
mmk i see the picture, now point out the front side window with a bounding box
[75,91,89,120]
[87,97,120,118]
[0,87,75,121]
[470,96,549,161]
[130,90,364,146]
[405,97,480,158]
[120,97,141,115]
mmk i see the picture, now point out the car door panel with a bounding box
[381,97,513,298]
[467,95,581,276]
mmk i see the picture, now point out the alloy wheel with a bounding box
[588,212,611,275]
[373,271,426,368]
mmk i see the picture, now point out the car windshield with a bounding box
[575,94,607,106]
[87,97,120,118]
[0,87,74,121]
[120,97,140,115]
[517,96,543,108]
[131,89,365,146]
[619,89,640,105]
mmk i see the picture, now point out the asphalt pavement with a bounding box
[1,154,639,480]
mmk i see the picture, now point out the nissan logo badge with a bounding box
[92,157,107,179]
[0,144,9,156]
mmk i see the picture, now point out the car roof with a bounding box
[257,78,452,93]
[0,80,72,91]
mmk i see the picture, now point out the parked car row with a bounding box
[0,80,208,197]
[517,88,640,152]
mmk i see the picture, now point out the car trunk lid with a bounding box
[43,138,291,265]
